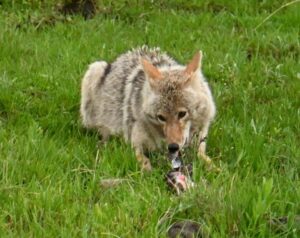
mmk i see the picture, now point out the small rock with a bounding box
[168,221,207,238]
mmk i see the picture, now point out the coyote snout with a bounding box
[80,46,216,171]
[158,113,191,149]
[165,120,186,148]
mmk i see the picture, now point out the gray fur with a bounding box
[80,46,216,170]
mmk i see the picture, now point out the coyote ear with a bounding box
[184,51,202,77]
[141,59,163,81]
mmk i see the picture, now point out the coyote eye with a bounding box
[178,111,187,119]
[157,114,166,123]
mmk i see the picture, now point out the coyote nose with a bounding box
[168,143,179,153]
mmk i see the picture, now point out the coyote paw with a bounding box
[197,152,212,164]
[141,158,152,172]
[198,153,221,173]
[136,152,152,172]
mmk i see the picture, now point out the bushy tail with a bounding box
[80,61,108,128]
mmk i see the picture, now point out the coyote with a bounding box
[80,46,216,171]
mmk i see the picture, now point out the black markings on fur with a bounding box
[153,61,167,67]
[84,98,95,121]
[200,136,207,144]
[120,68,131,140]
[119,68,128,99]
[84,99,92,111]
[132,70,145,107]
[123,69,146,141]
[97,63,111,88]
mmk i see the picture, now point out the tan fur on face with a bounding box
[164,119,185,146]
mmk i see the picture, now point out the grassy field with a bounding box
[0,0,299,237]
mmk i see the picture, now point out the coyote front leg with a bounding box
[135,149,152,172]
[131,123,152,171]
[197,123,212,164]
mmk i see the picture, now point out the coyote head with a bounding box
[141,51,212,149]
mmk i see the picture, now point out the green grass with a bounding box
[0,0,300,237]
